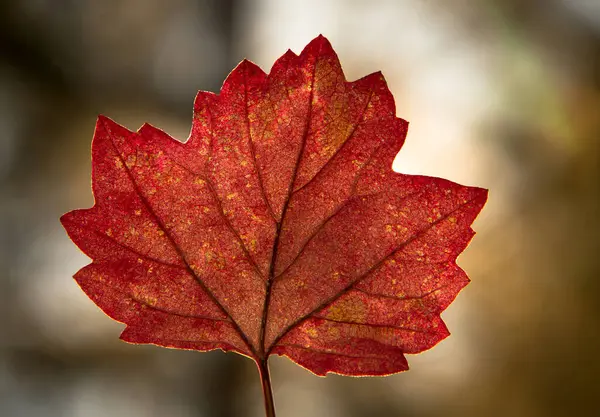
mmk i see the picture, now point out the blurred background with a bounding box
[0,0,598,416]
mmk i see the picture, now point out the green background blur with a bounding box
[1,1,598,416]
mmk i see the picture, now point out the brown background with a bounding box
[1,1,598,416]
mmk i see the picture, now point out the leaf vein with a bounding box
[259,49,319,356]
[92,230,186,270]
[101,118,257,357]
[311,316,435,334]
[243,68,277,222]
[128,294,231,323]
[275,189,423,280]
[353,283,453,302]
[161,138,266,280]
[292,90,374,195]
[267,195,479,353]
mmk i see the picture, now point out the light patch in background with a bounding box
[237,0,496,187]
[266,356,343,417]
[235,0,340,65]
[64,371,198,417]
[17,225,123,348]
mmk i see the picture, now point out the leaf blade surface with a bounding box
[61,35,487,376]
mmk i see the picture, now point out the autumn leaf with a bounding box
[61,35,487,415]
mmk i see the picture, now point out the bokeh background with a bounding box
[1,0,598,416]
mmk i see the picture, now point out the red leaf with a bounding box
[61,35,487,377]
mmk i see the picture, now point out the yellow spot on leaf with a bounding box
[328,326,341,338]
[307,328,318,338]
[327,298,367,323]
[125,155,136,168]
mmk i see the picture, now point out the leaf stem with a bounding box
[258,359,276,417]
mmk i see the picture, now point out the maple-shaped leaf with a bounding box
[61,35,487,413]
